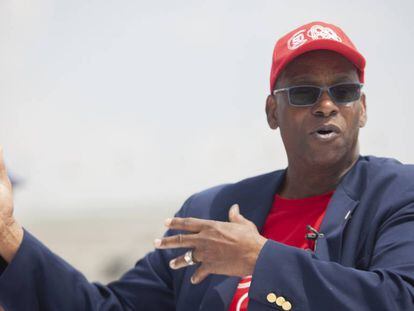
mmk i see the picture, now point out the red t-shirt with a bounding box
[228,191,334,311]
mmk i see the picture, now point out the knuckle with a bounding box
[208,220,218,228]
[210,220,222,230]
[171,217,182,226]
[182,218,190,228]
[194,268,204,277]
[193,250,203,262]
[169,218,177,227]
[199,264,211,275]
[195,234,207,247]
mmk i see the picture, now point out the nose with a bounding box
[311,90,339,118]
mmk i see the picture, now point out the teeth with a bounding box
[315,132,337,139]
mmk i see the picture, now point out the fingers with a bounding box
[169,254,189,270]
[164,217,211,233]
[191,264,210,284]
[0,146,11,189]
[169,253,211,284]
[169,250,200,270]
[154,233,197,249]
[228,204,252,226]
[0,146,8,180]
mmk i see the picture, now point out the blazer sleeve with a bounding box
[0,195,195,311]
[247,202,414,311]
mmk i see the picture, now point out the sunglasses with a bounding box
[272,83,364,107]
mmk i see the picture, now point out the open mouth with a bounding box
[317,129,334,135]
[315,130,336,139]
[311,124,340,141]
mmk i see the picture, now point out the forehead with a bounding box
[277,50,359,87]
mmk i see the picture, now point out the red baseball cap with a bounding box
[269,21,366,92]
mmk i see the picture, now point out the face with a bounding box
[265,50,367,168]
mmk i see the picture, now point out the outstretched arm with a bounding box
[0,147,182,310]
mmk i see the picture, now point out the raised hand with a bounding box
[0,147,23,263]
[154,204,267,284]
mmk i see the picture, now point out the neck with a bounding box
[279,150,360,199]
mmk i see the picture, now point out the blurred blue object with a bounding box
[8,172,22,187]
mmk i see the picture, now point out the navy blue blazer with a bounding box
[1,155,414,310]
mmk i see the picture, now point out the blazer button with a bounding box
[282,301,292,310]
[266,293,277,303]
[276,296,285,306]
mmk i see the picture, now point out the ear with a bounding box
[358,92,367,128]
[265,94,279,130]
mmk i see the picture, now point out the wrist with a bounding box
[0,219,23,263]
[246,235,268,275]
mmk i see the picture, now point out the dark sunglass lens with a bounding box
[289,86,320,106]
[330,84,361,103]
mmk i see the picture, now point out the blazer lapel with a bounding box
[315,157,364,261]
[199,170,285,311]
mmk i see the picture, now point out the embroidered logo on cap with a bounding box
[288,25,342,50]
[288,29,308,50]
[307,25,342,42]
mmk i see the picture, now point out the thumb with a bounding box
[228,204,250,225]
[0,146,10,187]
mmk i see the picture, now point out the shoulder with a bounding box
[355,155,414,186]
[361,155,413,172]
[344,155,414,207]
[177,170,283,219]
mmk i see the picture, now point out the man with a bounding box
[0,21,413,310]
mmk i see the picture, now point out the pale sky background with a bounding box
[1,0,413,217]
